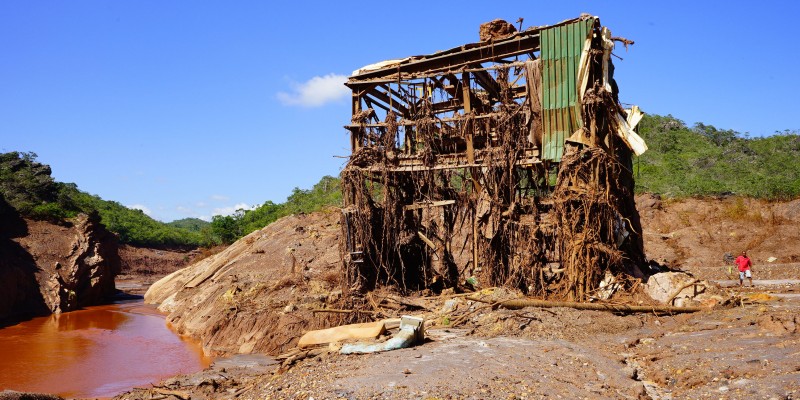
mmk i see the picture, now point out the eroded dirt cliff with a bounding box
[0,209,121,323]
[637,195,800,279]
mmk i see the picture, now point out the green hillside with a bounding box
[0,151,202,247]
[0,151,343,247]
[205,175,342,245]
[635,115,800,199]
[167,218,210,232]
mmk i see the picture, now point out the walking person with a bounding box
[735,250,754,287]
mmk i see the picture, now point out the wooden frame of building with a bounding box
[340,15,648,301]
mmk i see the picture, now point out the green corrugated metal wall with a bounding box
[541,18,594,161]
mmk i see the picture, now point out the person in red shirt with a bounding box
[735,251,753,287]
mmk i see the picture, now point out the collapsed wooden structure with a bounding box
[340,15,649,301]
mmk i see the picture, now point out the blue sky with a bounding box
[2,1,798,222]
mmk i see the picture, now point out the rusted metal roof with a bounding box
[541,18,595,161]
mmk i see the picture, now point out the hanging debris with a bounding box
[340,15,648,304]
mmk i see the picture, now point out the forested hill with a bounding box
[0,151,342,248]
[0,151,204,247]
[3,114,797,248]
[636,115,800,199]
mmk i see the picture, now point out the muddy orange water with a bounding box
[0,301,211,398]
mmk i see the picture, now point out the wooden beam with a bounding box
[404,200,456,211]
[378,84,411,117]
[367,87,410,116]
[351,93,361,152]
[349,32,542,81]
[470,66,502,102]
[462,71,480,274]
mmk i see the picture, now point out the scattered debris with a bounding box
[341,315,425,354]
[467,295,703,315]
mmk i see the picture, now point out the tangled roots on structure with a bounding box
[553,146,634,301]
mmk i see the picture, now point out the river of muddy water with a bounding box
[0,300,211,398]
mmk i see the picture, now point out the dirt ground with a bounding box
[110,196,800,400]
[114,281,800,400]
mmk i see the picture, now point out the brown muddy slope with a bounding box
[145,210,344,356]
[638,195,800,280]
[124,197,800,399]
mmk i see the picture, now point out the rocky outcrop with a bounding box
[0,204,121,323]
[36,212,121,313]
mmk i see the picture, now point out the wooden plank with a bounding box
[298,320,388,348]
[351,94,361,152]
[470,67,502,102]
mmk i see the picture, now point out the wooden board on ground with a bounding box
[298,320,388,349]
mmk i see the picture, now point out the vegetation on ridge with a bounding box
[0,151,342,247]
[635,115,800,199]
[0,151,204,247]
[206,175,341,245]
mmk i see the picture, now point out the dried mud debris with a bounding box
[0,391,63,400]
[478,19,517,42]
[114,355,278,400]
[108,278,800,399]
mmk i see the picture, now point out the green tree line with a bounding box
[0,151,342,247]
[635,115,800,198]
[0,151,205,247]
[204,175,341,245]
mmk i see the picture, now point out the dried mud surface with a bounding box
[111,196,800,399]
[116,284,800,400]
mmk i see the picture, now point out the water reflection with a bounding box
[0,301,210,398]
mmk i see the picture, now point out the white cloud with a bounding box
[210,194,229,202]
[128,204,152,216]
[212,203,254,217]
[277,73,349,107]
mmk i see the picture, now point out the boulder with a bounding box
[644,271,727,308]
